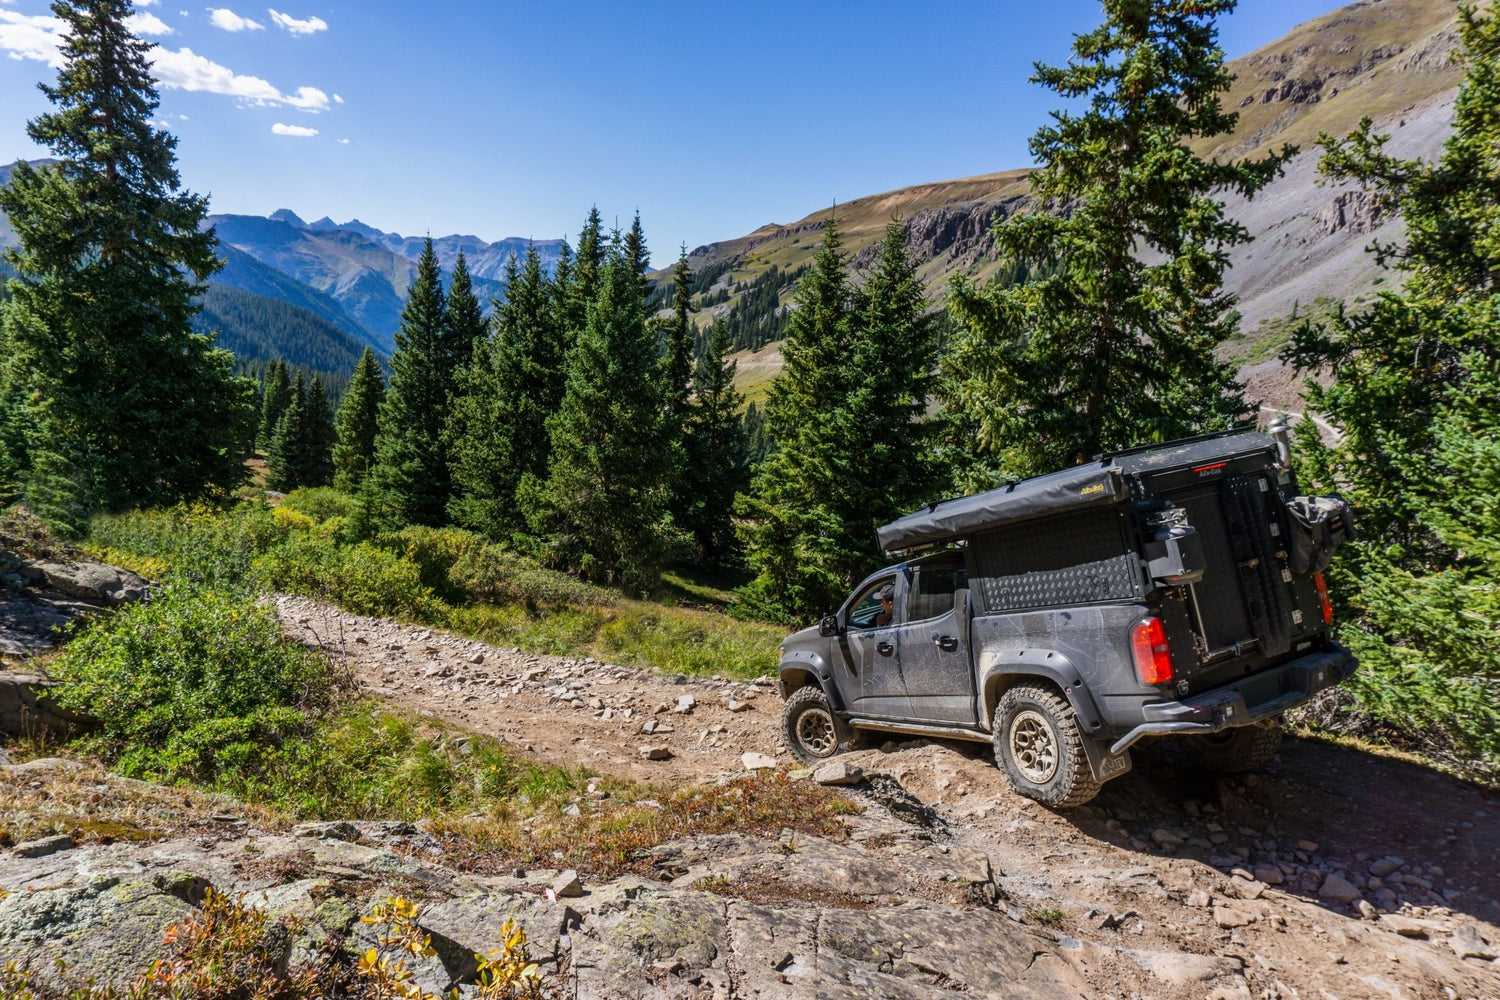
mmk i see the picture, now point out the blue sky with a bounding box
[1,0,1351,264]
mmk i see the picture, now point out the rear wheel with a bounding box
[993,682,1101,808]
[1185,722,1283,773]
[781,685,847,765]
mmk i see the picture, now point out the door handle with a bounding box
[876,641,895,656]
[935,635,958,652]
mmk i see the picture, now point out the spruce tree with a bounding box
[523,237,674,586]
[0,0,255,530]
[363,239,450,528]
[1282,5,1500,771]
[332,347,386,493]
[942,0,1290,482]
[448,246,568,536]
[442,251,486,378]
[303,373,335,488]
[257,359,292,451]
[680,321,749,567]
[564,208,605,334]
[622,212,652,304]
[663,248,697,420]
[267,371,308,493]
[737,218,859,619]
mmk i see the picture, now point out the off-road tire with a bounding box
[993,682,1101,808]
[1184,722,1283,773]
[782,685,848,765]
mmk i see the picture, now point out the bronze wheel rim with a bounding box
[1009,710,1059,784]
[796,707,838,758]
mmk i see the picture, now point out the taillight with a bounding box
[1131,617,1174,685]
[1313,572,1334,626]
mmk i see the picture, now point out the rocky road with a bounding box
[272,594,1500,1000]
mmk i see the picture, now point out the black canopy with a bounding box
[876,431,1279,554]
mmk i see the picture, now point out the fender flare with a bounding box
[777,653,848,714]
[976,649,1106,736]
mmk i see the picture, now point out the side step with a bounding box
[845,718,992,744]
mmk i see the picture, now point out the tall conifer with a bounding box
[364,238,450,528]
[449,246,566,536]
[333,347,385,493]
[442,251,486,377]
[257,359,292,451]
[303,373,335,488]
[0,0,254,529]
[942,0,1290,482]
[680,321,749,567]
[267,371,308,493]
[664,248,697,420]
[523,238,674,586]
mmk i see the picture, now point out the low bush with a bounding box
[279,486,353,525]
[87,503,284,592]
[52,586,333,786]
[253,533,440,620]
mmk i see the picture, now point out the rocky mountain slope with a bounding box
[678,0,1465,407]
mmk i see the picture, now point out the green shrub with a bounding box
[279,486,353,524]
[449,542,611,611]
[375,524,489,602]
[253,532,440,619]
[52,586,332,785]
[597,606,778,679]
[87,503,284,592]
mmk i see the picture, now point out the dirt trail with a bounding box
[279,594,1500,1000]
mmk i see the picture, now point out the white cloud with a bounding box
[138,1,160,6]
[267,9,326,35]
[127,12,173,35]
[0,13,330,113]
[332,93,343,104]
[282,85,328,111]
[271,122,316,137]
[0,10,64,67]
[337,137,348,144]
[208,8,263,32]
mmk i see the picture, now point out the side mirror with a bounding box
[818,614,841,638]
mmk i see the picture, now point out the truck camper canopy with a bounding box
[876,431,1277,554]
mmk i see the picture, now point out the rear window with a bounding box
[905,563,966,622]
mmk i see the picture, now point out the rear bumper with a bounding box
[1108,644,1355,756]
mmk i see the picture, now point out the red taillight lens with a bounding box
[1313,572,1334,626]
[1131,616,1174,685]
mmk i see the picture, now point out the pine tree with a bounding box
[1282,5,1500,771]
[523,236,675,586]
[448,246,567,537]
[0,0,255,530]
[363,238,450,528]
[303,373,335,488]
[257,359,292,451]
[442,251,486,378]
[564,208,605,335]
[332,347,385,493]
[737,218,859,620]
[267,371,308,493]
[680,321,749,567]
[942,0,1290,483]
[622,212,652,304]
[663,248,697,420]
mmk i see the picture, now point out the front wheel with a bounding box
[781,685,847,765]
[993,682,1101,808]
[1184,722,1283,773]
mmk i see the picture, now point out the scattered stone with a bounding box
[1319,872,1363,904]
[10,833,74,858]
[811,760,864,786]
[1187,889,1212,908]
[1151,828,1184,847]
[1450,925,1497,960]
[1379,915,1436,939]
[1369,857,1403,877]
[741,752,778,770]
[1296,840,1319,854]
[467,651,485,664]
[726,699,749,713]
[1228,877,1266,901]
[1253,864,1284,886]
[1213,906,1257,929]
[551,870,584,898]
[1357,900,1379,921]
[639,745,672,761]
[673,694,696,715]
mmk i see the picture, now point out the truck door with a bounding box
[895,560,975,725]
[837,575,910,719]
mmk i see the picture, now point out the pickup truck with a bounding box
[776,427,1356,807]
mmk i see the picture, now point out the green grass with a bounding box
[84,494,782,680]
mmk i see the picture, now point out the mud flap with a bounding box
[1080,736,1132,783]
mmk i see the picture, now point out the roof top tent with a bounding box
[876,430,1280,555]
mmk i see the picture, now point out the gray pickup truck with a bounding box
[776,428,1356,807]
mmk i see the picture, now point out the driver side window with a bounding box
[847,577,897,630]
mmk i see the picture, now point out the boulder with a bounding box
[741,752,778,770]
[812,760,864,786]
[28,560,149,605]
[1318,872,1363,904]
